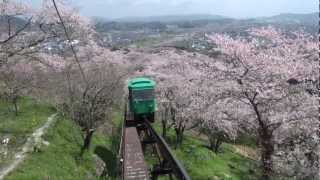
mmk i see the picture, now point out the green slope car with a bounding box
[128,77,157,122]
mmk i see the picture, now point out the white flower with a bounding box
[2,138,10,145]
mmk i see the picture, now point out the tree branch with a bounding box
[0,17,33,44]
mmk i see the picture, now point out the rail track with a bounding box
[118,104,191,180]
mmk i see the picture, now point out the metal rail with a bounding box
[119,102,191,180]
[143,121,191,180]
[123,127,149,180]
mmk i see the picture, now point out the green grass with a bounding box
[234,134,257,149]
[3,102,259,180]
[6,114,120,180]
[129,33,174,48]
[0,97,55,139]
[173,137,260,180]
[150,123,260,180]
[0,97,55,168]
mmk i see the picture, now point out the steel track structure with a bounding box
[118,103,191,180]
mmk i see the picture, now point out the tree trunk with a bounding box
[161,108,168,138]
[250,100,274,180]
[162,120,167,138]
[209,137,215,151]
[260,129,274,180]
[13,99,18,116]
[214,138,222,154]
[81,129,95,155]
[174,130,180,147]
[179,132,184,144]
[176,132,182,146]
[208,136,222,153]
[175,128,184,147]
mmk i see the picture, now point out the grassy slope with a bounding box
[3,100,259,180]
[6,114,120,180]
[152,124,260,180]
[0,97,55,169]
[0,97,55,139]
[129,33,174,48]
[173,136,259,180]
[5,105,121,180]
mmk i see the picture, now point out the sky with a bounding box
[30,0,317,19]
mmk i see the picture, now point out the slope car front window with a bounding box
[132,89,154,100]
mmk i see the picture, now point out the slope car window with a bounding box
[132,89,155,100]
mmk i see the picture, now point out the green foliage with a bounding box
[0,97,55,139]
[234,133,257,148]
[0,97,55,167]
[174,137,260,180]
[130,33,173,48]
[134,37,160,48]
[0,97,54,168]
[151,123,260,180]
[6,114,120,180]
[3,102,259,180]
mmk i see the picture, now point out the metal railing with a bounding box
[119,100,191,180]
[144,120,191,180]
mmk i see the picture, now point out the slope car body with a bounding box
[128,77,157,122]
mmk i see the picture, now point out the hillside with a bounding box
[0,16,27,31]
[259,13,318,25]
[101,12,318,24]
[1,98,259,180]
[2,98,121,180]
[111,14,230,22]
[151,122,260,180]
[94,12,317,47]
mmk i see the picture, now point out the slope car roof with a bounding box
[128,77,156,89]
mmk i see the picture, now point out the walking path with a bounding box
[0,113,57,180]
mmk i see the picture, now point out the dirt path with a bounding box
[0,113,57,180]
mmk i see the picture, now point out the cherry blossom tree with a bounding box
[121,29,317,178]
[0,61,34,115]
[37,1,128,154]
[153,79,200,146]
[0,0,129,154]
[207,26,318,180]
[129,48,205,145]
[200,98,240,153]
[0,0,50,114]
[0,0,62,67]
[157,86,175,139]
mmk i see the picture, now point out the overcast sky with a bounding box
[31,0,317,19]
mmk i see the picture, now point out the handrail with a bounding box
[119,99,191,180]
[144,120,191,180]
[117,103,126,179]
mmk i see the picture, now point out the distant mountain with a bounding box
[111,14,230,22]
[0,15,27,29]
[257,13,317,26]
[96,13,317,26]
